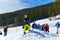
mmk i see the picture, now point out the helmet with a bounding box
[24,14,27,18]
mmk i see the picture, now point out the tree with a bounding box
[56,0,60,2]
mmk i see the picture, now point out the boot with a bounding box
[57,32,58,34]
[24,32,26,34]
[29,30,31,31]
[47,29,49,33]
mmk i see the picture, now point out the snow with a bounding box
[0,15,60,40]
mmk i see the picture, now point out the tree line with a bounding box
[0,2,60,26]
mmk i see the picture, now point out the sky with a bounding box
[0,0,55,14]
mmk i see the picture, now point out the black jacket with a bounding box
[4,27,8,32]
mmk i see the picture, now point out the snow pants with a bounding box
[4,31,7,36]
[24,24,31,33]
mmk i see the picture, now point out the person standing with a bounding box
[23,15,31,34]
[56,22,60,34]
[44,23,49,32]
[4,26,8,36]
[41,24,45,31]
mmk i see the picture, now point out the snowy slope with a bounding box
[0,16,60,40]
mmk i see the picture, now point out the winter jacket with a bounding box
[41,24,45,31]
[32,23,41,30]
[56,22,60,28]
[44,24,49,29]
[32,23,36,28]
[24,17,30,24]
[4,27,8,32]
[23,17,30,29]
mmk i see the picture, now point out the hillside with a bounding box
[0,2,60,26]
[0,17,60,40]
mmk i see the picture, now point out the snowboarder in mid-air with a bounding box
[23,14,31,34]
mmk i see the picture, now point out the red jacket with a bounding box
[44,24,49,29]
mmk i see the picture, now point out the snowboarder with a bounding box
[56,22,60,34]
[23,14,31,34]
[4,26,8,36]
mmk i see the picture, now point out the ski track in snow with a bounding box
[0,16,60,40]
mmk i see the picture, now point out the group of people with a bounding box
[0,14,60,36]
[23,14,60,34]
[23,14,50,34]
[32,22,49,32]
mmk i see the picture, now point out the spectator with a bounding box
[56,22,60,34]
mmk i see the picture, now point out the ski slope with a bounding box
[0,17,60,40]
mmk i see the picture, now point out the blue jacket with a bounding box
[33,24,41,30]
[56,23,60,28]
